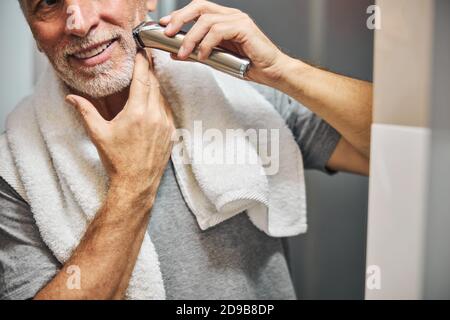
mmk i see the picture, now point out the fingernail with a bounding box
[160,15,171,24]
[65,96,76,106]
[197,51,206,61]
[165,23,173,34]
[178,46,188,58]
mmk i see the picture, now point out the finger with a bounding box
[178,13,237,59]
[144,48,155,69]
[159,92,175,130]
[128,51,151,108]
[164,0,237,36]
[146,75,172,126]
[170,52,182,61]
[145,67,167,124]
[197,22,241,61]
[147,69,161,105]
[66,95,106,137]
[159,15,172,25]
[170,53,197,63]
[141,48,166,120]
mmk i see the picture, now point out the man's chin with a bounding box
[58,63,134,98]
[69,79,131,98]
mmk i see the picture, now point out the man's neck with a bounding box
[75,87,130,121]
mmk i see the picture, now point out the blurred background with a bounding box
[0,0,372,299]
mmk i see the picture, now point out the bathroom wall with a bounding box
[365,0,450,299]
[366,0,434,300]
[0,1,34,132]
[424,0,450,299]
[177,0,373,299]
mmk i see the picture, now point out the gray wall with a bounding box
[177,0,372,299]
[294,0,372,300]
[0,1,34,132]
[424,0,450,300]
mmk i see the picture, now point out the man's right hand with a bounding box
[35,51,175,300]
[66,51,176,197]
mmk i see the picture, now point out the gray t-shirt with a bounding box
[0,84,340,300]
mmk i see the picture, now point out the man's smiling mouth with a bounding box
[69,38,119,66]
[73,39,116,59]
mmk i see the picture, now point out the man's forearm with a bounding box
[35,49,176,299]
[274,55,373,158]
[34,181,155,300]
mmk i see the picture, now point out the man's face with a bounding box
[22,0,154,98]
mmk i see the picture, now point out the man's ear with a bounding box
[146,0,158,11]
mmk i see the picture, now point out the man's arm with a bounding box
[34,51,175,300]
[34,180,155,300]
[273,58,372,174]
[161,0,372,175]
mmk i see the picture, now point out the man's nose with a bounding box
[64,0,100,37]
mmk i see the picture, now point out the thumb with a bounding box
[66,95,105,136]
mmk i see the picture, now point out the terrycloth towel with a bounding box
[0,50,307,300]
[153,51,307,237]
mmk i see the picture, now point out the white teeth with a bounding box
[73,41,113,59]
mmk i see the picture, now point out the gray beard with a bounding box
[55,51,135,98]
[51,32,137,98]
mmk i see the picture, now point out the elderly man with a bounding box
[0,0,371,300]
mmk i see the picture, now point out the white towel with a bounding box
[0,50,307,300]
[153,51,307,237]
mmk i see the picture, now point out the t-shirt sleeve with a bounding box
[250,83,341,173]
[0,177,60,300]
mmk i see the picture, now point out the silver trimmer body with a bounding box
[133,22,251,79]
